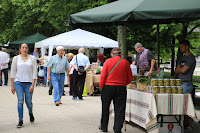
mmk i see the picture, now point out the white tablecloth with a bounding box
[112,89,198,133]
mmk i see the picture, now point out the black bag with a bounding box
[76,55,85,73]
[78,66,85,73]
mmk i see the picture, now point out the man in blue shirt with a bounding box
[0,47,10,86]
[48,46,69,106]
[71,48,90,100]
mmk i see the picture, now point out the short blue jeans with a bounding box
[51,73,65,103]
[181,82,193,94]
[14,82,33,121]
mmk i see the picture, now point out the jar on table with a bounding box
[152,86,159,93]
[176,79,181,86]
[158,79,164,86]
[151,78,158,86]
[159,86,165,93]
[165,86,171,94]
[177,86,183,94]
[170,79,176,86]
[164,78,170,86]
[171,86,177,94]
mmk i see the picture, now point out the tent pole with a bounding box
[157,21,160,68]
[171,36,175,76]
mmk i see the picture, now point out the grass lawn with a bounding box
[194,75,200,79]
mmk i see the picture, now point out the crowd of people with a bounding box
[0,39,197,132]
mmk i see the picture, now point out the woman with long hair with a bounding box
[11,43,37,128]
[65,53,74,95]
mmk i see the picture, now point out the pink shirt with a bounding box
[69,63,74,75]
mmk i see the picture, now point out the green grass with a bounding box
[196,89,200,92]
[193,75,200,79]
[193,82,200,88]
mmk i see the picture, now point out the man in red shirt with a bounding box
[98,48,133,133]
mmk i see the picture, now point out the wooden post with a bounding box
[157,22,160,67]
[171,37,175,76]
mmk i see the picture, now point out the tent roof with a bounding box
[9,33,47,48]
[35,29,118,48]
[69,0,200,25]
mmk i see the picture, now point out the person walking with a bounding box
[39,50,49,87]
[10,43,37,128]
[99,48,133,133]
[71,48,90,100]
[65,53,74,95]
[47,46,69,106]
[0,47,10,86]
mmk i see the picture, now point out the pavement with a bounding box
[0,79,147,133]
[0,78,200,133]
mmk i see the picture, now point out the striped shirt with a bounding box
[48,54,69,73]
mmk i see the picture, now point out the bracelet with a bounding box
[31,84,34,87]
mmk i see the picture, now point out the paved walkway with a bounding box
[0,80,200,133]
[0,81,146,133]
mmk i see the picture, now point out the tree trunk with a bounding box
[117,25,127,59]
[91,49,97,61]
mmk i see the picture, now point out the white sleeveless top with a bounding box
[11,55,37,82]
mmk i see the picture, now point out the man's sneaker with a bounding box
[29,114,34,122]
[79,98,84,101]
[55,102,60,106]
[72,97,77,100]
[17,121,23,128]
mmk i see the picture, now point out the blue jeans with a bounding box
[51,73,65,103]
[0,68,8,85]
[44,67,47,86]
[14,82,33,121]
[181,82,193,94]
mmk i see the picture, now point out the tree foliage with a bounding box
[0,0,200,59]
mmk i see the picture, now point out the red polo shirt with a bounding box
[100,56,133,89]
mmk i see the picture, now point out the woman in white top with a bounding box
[65,53,74,95]
[11,43,37,128]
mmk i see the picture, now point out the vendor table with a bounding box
[85,74,100,95]
[112,89,198,133]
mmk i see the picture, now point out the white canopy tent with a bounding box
[35,28,118,58]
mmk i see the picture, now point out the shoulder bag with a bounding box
[76,55,85,73]
[106,58,122,79]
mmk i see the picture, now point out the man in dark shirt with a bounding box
[175,40,196,93]
[175,40,196,130]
